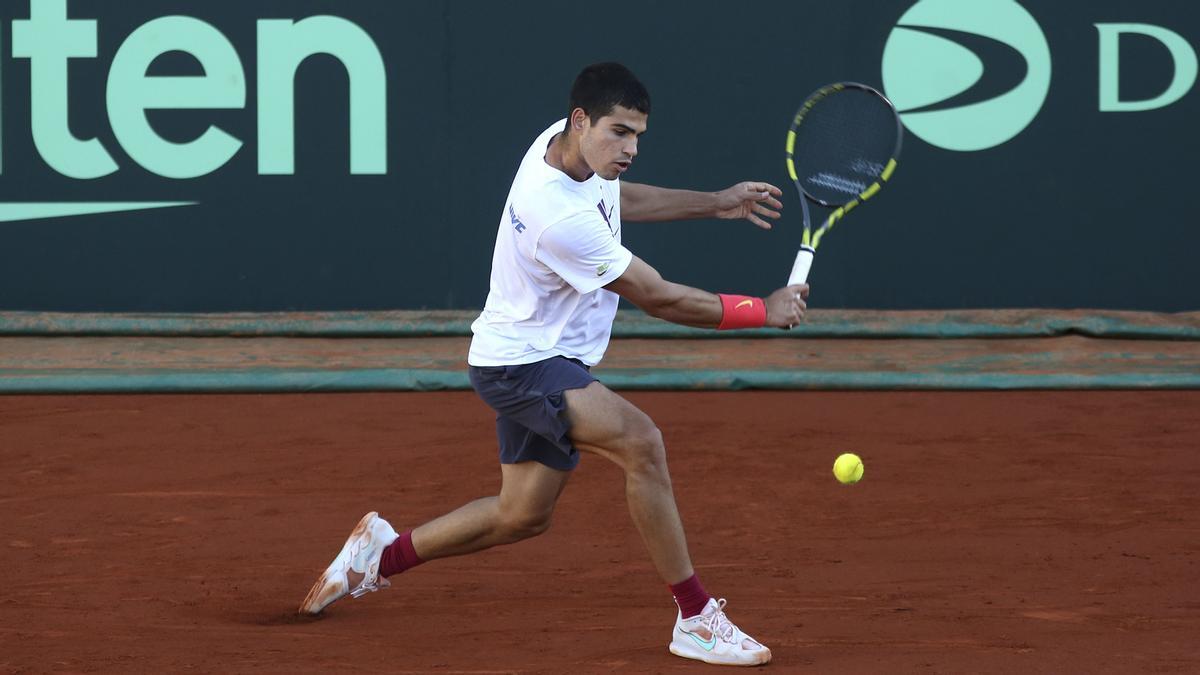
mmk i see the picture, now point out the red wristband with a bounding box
[717,294,767,330]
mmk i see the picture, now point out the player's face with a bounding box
[579,105,647,180]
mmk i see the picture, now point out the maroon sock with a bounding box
[669,573,711,618]
[379,530,425,579]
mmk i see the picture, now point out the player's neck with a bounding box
[545,132,594,183]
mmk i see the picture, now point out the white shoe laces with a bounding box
[350,579,378,598]
[704,599,740,644]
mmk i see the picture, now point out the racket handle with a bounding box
[788,246,815,285]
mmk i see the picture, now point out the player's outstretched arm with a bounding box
[621,181,783,228]
[605,256,808,329]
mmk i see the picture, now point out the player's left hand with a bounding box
[714,181,783,229]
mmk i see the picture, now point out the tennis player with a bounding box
[301,62,808,667]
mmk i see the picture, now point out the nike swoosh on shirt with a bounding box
[596,262,612,276]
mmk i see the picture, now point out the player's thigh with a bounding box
[498,460,571,523]
[562,381,661,467]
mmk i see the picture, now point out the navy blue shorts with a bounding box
[468,356,598,471]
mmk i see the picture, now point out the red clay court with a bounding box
[3,0,1198,670]
[3,389,1198,673]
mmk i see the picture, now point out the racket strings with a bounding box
[790,89,898,207]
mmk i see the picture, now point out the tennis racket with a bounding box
[785,82,903,285]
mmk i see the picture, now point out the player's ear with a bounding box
[569,108,588,133]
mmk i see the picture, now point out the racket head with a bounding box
[785,82,903,210]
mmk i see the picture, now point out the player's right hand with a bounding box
[765,284,809,328]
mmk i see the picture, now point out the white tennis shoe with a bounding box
[669,597,772,666]
[299,511,398,615]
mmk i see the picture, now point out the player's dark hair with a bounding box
[567,62,651,125]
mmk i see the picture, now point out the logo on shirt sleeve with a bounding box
[596,262,612,277]
[509,204,526,233]
[597,200,615,234]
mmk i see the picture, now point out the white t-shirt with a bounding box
[468,120,634,367]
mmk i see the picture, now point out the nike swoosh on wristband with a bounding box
[735,299,754,310]
[684,630,717,651]
[0,201,197,224]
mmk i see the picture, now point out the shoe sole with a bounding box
[669,639,772,666]
[298,511,378,615]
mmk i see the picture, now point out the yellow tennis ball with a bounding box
[833,453,864,484]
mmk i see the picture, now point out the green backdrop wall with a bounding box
[0,0,1196,311]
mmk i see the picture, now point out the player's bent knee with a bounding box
[496,508,553,542]
[623,426,669,479]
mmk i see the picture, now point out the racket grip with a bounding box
[788,246,815,285]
